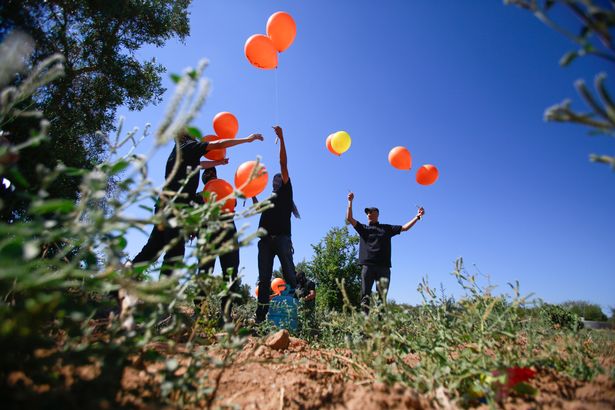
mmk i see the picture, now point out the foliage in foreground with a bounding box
[0,38,260,409]
[505,0,615,170]
[302,258,606,407]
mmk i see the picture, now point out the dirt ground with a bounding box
[132,331,614,410]
[7,330,615,409]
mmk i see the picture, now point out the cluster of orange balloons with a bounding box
[255,277,286,298]
[387,146,439,186]
[201,112,270,212]
[245,12,296,70]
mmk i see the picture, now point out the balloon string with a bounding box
[274,68,280,144]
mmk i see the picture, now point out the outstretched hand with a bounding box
[272,125,284,141]
[417,207,425,219]
[219,158,229,166]
[248,133,264,142]
[348,192,354,202]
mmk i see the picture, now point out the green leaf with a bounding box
[110,160,130,175]
[170,73,181,84]
[512,382,538,397]
[63,167,87,177]
[8,168,29,188]
[559,51,579,67]
[116,236,127,250]
[186,126,202,139]
[138,204,153,212]
[31,199,76,215]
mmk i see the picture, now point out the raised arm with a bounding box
[200,158,228,169]
[207,133,263,150]
[346,192,357,227]
[401,207,425,232]
[273,126,289,183]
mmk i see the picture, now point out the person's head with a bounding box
[296,271,306,284]
[272,173,283,192]
[202,167,217,185]
[178,128,193,144]
[364,207,379,224]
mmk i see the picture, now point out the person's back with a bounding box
[254,126,300,324]
[165,138,209,203]
[258,177,293,236]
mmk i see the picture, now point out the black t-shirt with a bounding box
[165,139,209,203]
[258,179,293,236]
[352,222,402,268]
[297,279,316,308]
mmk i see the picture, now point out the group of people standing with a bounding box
[129,125,425,326]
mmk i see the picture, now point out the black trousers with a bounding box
[198,249,240,323]
[360,264,391,314]
[255,234,298,322]
[132,208,185,277]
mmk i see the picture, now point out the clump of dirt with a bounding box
[209,336,429,409]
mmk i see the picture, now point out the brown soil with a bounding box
[208,335,429,410]
[6,332,615,409]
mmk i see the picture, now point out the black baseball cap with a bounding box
[364,207,379,214]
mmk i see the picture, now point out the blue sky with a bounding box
[118,1,615,312]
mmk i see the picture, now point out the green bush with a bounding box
[561,300,608,322]
[541,304,584,331]
[304,226,362,312]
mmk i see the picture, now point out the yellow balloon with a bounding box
[331,131,351,154]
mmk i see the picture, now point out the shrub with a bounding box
[541,304,584,331]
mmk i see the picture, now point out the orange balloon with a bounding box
[202,135,227,161]
[388,146,412,170]
[213,112,239,139]
[326,134,340,156]
[203,178,235,212]
[416,164,439,186]
[266,12,297,52]
[244,34,278,69]
[271,278,286,295]
[234,160,268,198]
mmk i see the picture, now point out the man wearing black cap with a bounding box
[346,192,424,313]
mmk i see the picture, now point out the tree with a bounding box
[561,300,608,322]
[505,0,615,170]
[307,226,362,312]
[0,0,191,221]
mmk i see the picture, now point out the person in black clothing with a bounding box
[296,271,316,306]
[346,192,425,314]
[296,270,316,333]
[130,129,263,277]
[254,125,300,323]
[197,166,240,324]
